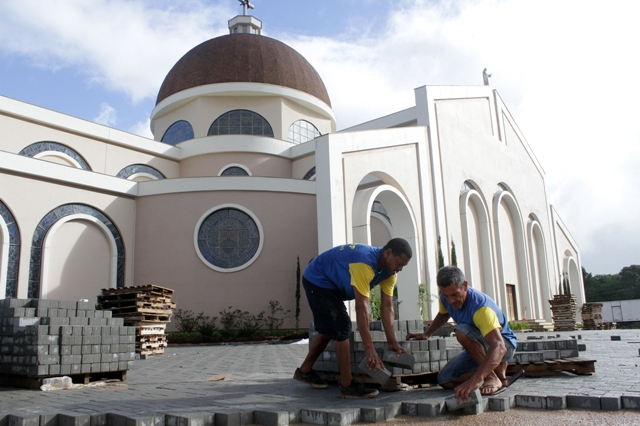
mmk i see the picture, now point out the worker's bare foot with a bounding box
[479,376,503,395]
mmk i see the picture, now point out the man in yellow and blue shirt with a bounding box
[407,266,521,402]
[293,238,412,398]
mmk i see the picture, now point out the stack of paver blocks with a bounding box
[311,320,463,376]
[512,336,580,363]
[549,294,577,331]
[581,303,603,330]
[0,298,136,379]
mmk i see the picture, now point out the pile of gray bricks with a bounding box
[511,336,582,363]
[311,320,463,376]
[0,298,136,378]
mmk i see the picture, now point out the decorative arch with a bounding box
[527,215,551,319]
[219,164,251,176]
[459,187,496,299]
[563,252,581,296]
[161,120,194,145]
[0,200,20,297]
[116,164,165,181]
[19,142,91,170]
[351,184,421,319]
[493,188,531,320]
[28,204,125,298]
[208,110,274,137]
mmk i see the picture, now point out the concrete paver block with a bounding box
[515,395,547,409]
[57,413,90,426]
[401,402,419,416]
[253,410,296,426]
[357,358,391,385]
[566,395,601,410]
[107,412,164,426]
[488,396,512,412]
[327,409,360,426]
[165,412,215,426]
[416,401,445,417]
[384,402,402,420]
[7,414,42,426]
[359,408,384,423]
[89,414,107,426]
[546,396,566,410]
[300,410,328,425]
[445,389,481,411]
[622,395,640,409]
[600,396,621,411]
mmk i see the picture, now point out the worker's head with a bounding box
[379,238,412,275]
[437,266,468,310]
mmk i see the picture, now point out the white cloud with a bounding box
[94,102,117,126]
[129,118,153,139]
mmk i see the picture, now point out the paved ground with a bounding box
[1,329,640,424]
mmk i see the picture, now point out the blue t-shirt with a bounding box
[440,287,517,348]
[303,244,396,301]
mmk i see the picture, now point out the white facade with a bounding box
[0,16,584,327]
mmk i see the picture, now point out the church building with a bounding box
[0,7,584,327]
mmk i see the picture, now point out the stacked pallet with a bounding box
[549,294,577,331]
[581,303,603,330]
[99,285,175,356]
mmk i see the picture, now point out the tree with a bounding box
[437,236,445,269]
[450,240,457,267]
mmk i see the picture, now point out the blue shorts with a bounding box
[303,277,352,341]
[437,323,516,385]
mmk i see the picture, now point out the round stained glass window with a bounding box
[196,207,262,271]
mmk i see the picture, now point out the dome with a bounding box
[156,34,331,107]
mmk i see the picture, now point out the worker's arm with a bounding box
[380,290,407,356]
[354,288,385,371]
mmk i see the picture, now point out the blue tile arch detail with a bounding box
[116,164,166,180]
[19,141,91,171]
[27,203,125,298]
[0,200,20,298]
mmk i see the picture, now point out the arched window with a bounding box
[19,142,91,170]
[161,120,194,145]
[288,119,320,144]
[220,166,249,176]
[208,110,274,137]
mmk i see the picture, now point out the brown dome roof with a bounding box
[156,34,331,106]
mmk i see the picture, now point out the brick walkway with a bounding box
[1,330,640,425]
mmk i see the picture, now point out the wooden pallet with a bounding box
[317,370,439,391]
[507,357,595,377]
[0,370,127,389]
[100,284,174,297]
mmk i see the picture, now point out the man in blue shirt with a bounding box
[293,238,412,398]
[407,266,522,401]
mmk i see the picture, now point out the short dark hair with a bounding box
[383,238,412,259]
[437,266,465,288]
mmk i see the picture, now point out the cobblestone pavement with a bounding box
[1,329,640,424]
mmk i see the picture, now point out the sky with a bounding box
[1,0,639,275]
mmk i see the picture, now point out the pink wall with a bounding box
[133,190,318,330]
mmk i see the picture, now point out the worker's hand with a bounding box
[405,332,429,340]
[364,346,385,371]
[454,376,483,402]
[389,342,407,356]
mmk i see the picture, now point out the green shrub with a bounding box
[265,300,291,331]
[174,309,207,333]
[508,321,530,331]
[196,315,219,337]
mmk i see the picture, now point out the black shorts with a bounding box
[303,277,351,341]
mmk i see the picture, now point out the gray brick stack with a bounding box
[513,337,580,363]
[0,298,136,378]
[311,320,463,376]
